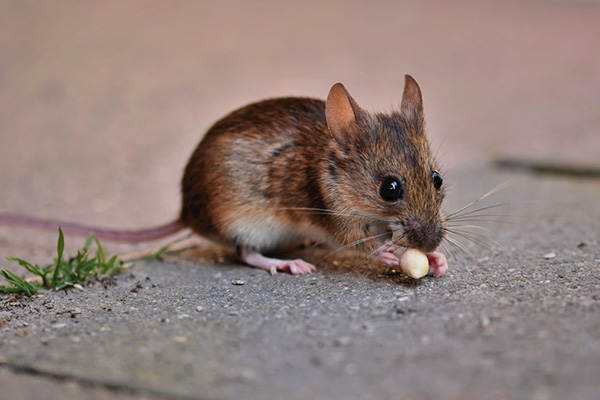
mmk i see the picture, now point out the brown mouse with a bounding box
[0,75,448,277]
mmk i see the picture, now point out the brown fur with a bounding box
[181,75,446,255]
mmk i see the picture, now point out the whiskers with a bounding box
[316,231,391,263]
[280,206,393,274]
[281,207,387,223]
[442,181,516,262]
[281,180,516,274]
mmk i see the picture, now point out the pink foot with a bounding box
[239,247,316,275]
[427,252,448,278]
[377,244,400,265]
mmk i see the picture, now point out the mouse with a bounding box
[0,75,448,277]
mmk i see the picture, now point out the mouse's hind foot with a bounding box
[238,246,316,275]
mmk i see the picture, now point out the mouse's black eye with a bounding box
[432,171,443,190]
[380,177,404,202]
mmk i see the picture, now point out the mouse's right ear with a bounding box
[400,75,424,118]
[326,83,364,147]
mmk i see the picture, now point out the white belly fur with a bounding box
[227,215,335,253]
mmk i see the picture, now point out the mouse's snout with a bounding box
[396,215,445,253]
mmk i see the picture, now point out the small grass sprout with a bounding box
[0,228,131,297]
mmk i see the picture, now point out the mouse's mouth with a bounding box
[390,218,445,253]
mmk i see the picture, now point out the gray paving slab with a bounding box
[1,165,599,400]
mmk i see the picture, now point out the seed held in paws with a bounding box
[400,248,429,279]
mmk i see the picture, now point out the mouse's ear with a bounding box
[326,83,364,147]
[401,75,423,118]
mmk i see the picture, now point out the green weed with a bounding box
[0,228,130,297]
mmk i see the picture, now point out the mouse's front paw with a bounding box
[377,244,400,265]
[426,252,448,278]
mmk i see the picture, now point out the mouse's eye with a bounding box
[380,177,404,202]
[432,171,443,190]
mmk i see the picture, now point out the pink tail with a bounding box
[0,213,186,242]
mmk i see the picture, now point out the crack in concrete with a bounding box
[0,361,213,400]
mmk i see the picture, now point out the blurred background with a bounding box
[0,0,598,256]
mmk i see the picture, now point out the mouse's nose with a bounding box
[402,216,444,253]
[407,217,423,231]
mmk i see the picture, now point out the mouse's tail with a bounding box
[0,213,187,243]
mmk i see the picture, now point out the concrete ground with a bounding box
[1,1,599,399]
